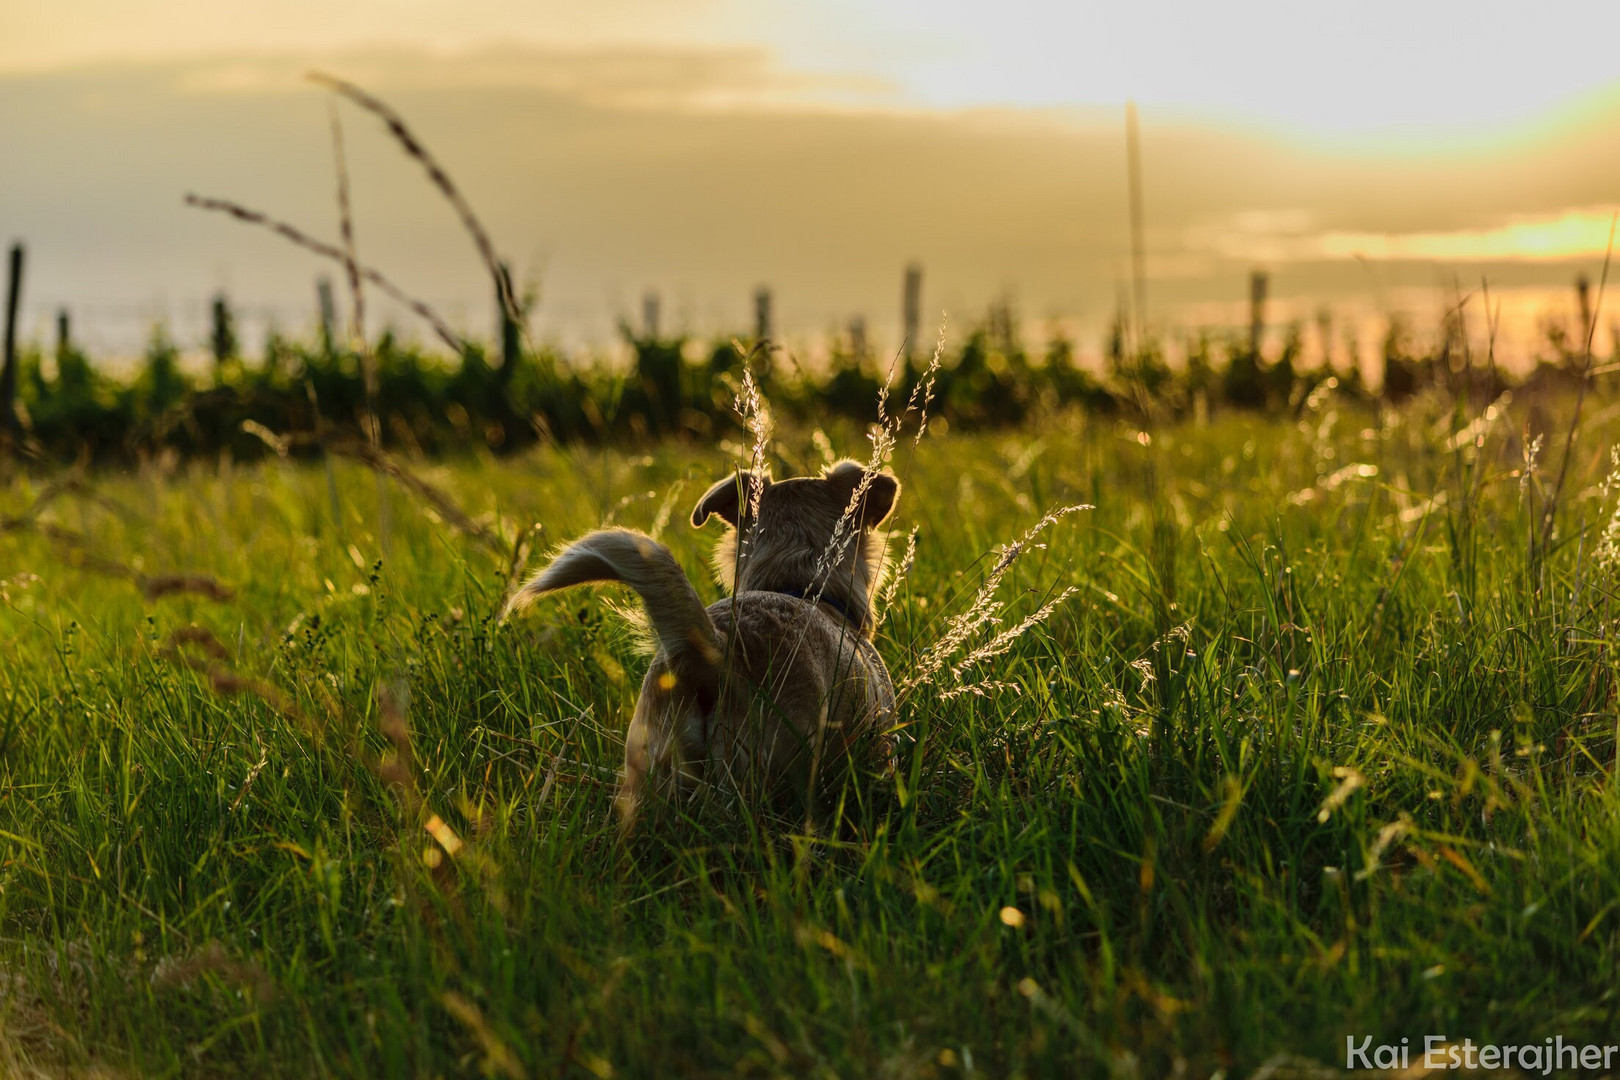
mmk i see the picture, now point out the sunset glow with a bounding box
[1317,209,1620,264]
[4,1,1620,361]
[1194,207,1620,266]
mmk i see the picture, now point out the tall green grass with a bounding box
[2,386,1618,1076]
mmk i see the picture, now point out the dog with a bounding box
[506,459,900,827]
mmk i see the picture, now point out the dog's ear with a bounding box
[691,471,765,528]
[824,460,901,528]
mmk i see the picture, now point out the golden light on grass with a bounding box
[1316,766,1366,824]
[999,905,1025,928]
[424,812,463,857]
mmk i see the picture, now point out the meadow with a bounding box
[2,373,1619,1078]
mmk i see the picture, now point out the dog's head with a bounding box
[692,459,900,626]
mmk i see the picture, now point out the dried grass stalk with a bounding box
[308,70,519,324]
[7,499,234,602]
[184,194,464,353]
[240,423,509,558]
[161,628,323,743]
[142,575,235,601]
[325,437,506,556]
[901,503,1090,699]
[150,940,274,1001]
[327,103,379,447]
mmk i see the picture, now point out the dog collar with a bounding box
[770,586,867,632]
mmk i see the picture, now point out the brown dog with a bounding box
[506,460,899,827]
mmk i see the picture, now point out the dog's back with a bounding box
[699,589,894,801]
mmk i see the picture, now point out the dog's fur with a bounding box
[507,460,899,827]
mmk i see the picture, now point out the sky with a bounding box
[5,0,1620,368]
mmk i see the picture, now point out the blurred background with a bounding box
[5,0,1620,379]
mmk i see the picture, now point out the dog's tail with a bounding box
[505,528,722,671]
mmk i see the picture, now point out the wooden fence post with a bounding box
[1577,273,1593,351]
[753,286,773,342]
[211,292,236,368]
[902,262,922,363]
[642,292,660,341]
[1315,307,1333,375]
[498,261,520,383]
[316,276,336,354]
[1249,270,1268,361]
[1,243,23,438]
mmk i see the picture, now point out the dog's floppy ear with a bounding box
[692,471,765,528]
[824,460,901,528]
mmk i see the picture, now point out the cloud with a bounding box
[124,44,898,113]
[1188,206,1620,266]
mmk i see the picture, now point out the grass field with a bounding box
[3,385,1620,1077]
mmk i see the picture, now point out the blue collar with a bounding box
[770,586,867,632]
